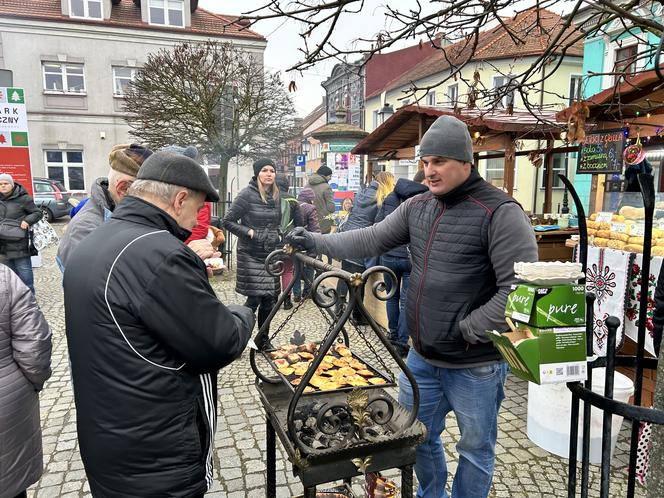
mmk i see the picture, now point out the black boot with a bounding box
[283,295,293,310]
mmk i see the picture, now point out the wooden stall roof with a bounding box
[557,67,664,122]
[352,105,562,156]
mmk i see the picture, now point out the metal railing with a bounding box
[561,174,664,498]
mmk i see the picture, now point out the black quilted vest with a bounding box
[405,169,516,364]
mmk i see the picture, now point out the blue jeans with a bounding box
[381,255,410,346]
[293,265,314,297]
[399,350,509,498]
[5,256,35,294]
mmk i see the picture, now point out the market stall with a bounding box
[581,204,662,358]
[351,105,579,261]
[555,70,664,407]
[488,173,662,497]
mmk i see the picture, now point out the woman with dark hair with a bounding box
[223,159,281,330]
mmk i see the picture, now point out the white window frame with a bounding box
[44,150,87,192]
[148,0,185,28]
[426,91,436,106]
[69,0,103,19]
[112,66,137,97]
[372,109,380,130]
[492,75,515,108]
[540,153,572,190]
[447,83,459,105]
[568,74,583,104]
[42,62,86,94]
[613,43,639,84]
[480,153,518,190]
[603,35,641,90]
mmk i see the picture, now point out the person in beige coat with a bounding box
[0,264,52,498]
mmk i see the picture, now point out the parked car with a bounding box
[32,177,71,222]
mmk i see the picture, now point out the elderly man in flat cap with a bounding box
[63,151,255,498]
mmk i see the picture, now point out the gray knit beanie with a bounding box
[419,115,474,164]
[0,173,14,187]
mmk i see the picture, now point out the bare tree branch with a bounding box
[123,41,297,212]
[231,0,663,125]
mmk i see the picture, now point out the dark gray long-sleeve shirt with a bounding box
[312,198,538,368]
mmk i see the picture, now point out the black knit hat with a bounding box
[253,158,276,177]
[317,165,333,177]
[137,151,219,202]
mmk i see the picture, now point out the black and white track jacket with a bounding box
[64,196,253,498]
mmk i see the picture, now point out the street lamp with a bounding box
[301,138,311,155]
[378,102,395,124]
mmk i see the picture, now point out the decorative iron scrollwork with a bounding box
[363,266,397,301]
[251,248,422,457]
[264,248,288,277]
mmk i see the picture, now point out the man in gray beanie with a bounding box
[286,114,538,498]
[63,151,254,498]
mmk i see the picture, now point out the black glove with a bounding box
[286,227,316,253]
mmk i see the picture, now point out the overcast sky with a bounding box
[199,0,393,118]
[199,1,573,118]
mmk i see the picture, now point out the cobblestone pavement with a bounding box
[26,222,645,497]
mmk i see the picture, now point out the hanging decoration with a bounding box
[583,246,630,356]
[623,129,645,166]
[527,150,543,168]
[566,101,590,143]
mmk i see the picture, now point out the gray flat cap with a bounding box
[137,151,219,202]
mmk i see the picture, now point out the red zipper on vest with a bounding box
[414,202,446,351]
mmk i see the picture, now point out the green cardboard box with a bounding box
[506,283,586,327]
[488,326,587,384]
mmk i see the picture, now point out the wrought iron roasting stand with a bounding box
[250,248,427,498]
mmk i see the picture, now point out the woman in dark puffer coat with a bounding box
[224,158,281,330]
[0,264,52,498]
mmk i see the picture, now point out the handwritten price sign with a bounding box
[577,129,625,174]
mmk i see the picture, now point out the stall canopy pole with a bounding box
[503,134,516,196]
[543,139,555,213]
